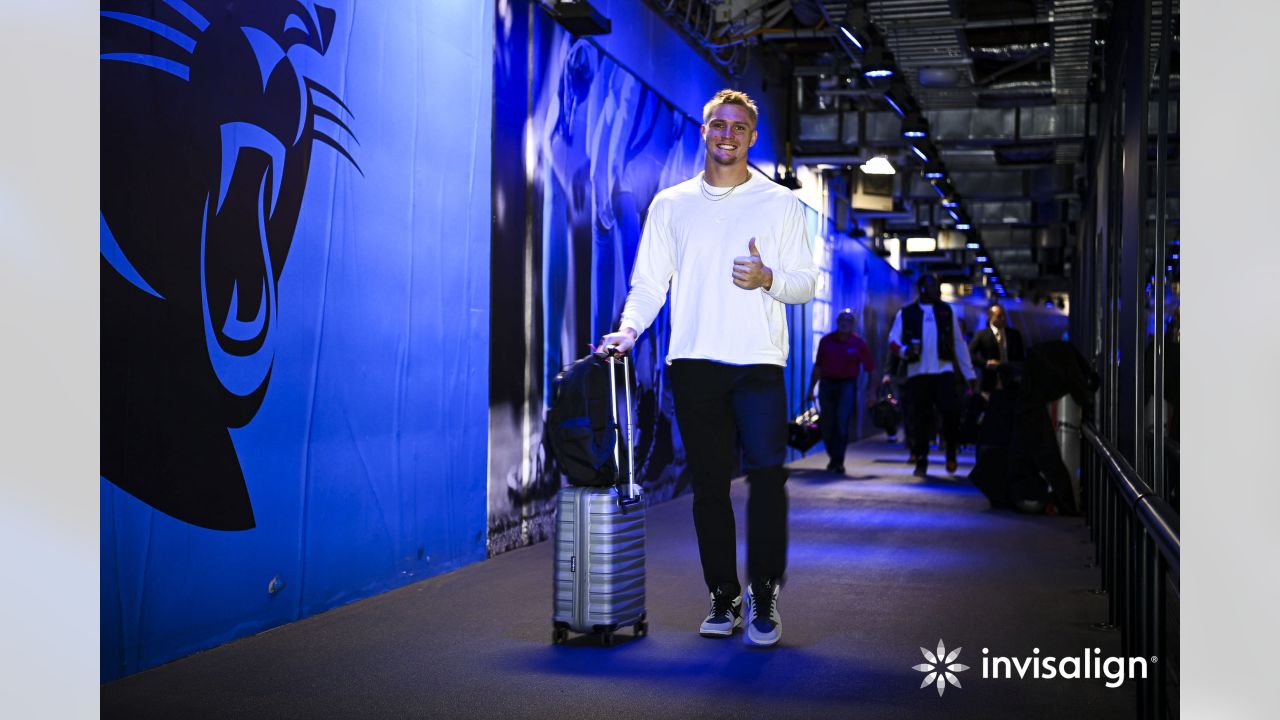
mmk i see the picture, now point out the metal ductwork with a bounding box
[1050,0,1100,101]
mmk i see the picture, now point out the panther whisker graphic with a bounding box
[306,78,355,118]
[159,0,211,32]
[100,12,198,53]
[99,52,193,81]
[304,77,361,173]
[310,105,360,146]
[311,129,364,176]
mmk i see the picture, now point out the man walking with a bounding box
[885,274,977,476]
[969,303,1025,393]
[600,89,817,647]
[808,308,875,474]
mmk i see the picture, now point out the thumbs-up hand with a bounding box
[732,237,773,290]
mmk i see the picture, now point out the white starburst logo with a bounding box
[913,639,970,696]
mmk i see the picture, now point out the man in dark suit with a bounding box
[969,303,1025,393]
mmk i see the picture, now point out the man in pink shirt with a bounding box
[808,309,876,473]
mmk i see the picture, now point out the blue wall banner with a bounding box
[100,0,492,681]
[489,1,713,554]
[488,0,846,554]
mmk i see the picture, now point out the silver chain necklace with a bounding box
[700,174,749,202]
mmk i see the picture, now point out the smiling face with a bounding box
[701,103,757,170]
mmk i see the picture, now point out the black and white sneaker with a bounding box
[698,587,742,637]
[744,579,782,647]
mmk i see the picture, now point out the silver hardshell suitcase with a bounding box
[551,354,647,646]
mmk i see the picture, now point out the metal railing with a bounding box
[1081,422,1179,720]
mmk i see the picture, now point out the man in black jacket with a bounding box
[885,274,977,476]
[968,303,1025,393]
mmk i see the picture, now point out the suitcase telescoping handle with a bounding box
[601,348,639,506]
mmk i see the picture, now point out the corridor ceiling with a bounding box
[644,0,1180,299]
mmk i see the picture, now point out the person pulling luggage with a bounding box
[600,89,817,647]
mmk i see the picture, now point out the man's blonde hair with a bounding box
[702,89,759,126]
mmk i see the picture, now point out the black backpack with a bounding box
[871,386,903,434]
[545,351,623,487]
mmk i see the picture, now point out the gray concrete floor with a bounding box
[102,436,1138,719]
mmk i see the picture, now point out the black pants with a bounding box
[818,378,857,466]
[905,371,962,461]
[1008,406,1080,515]
[669,360,788,597]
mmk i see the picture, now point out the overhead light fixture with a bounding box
[862,47,894,79]
[548,1,612,35]
[947,209,960,221]
[923,161,946,179]
[839,24,863,50]
[884,93,905,117]
[958,224,973,232]
[905,236,937,253]
[941,196,959,208]
[976,255,988,262]
[911,145,929,162]
[982,267,993,274]
[902,113,928,139]
[860,155,896,175]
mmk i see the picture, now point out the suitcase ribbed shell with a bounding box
[553,486,645,634]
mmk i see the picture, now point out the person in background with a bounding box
[969,303,1026,394]
[1008,340,1099,515]
[884,274,977,477]
[808,308,875,474]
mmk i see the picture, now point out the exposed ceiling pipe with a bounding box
[755,28,840,41]
[970,43,1053,61]
[872,13,1107,31]
[975,49,1052,87]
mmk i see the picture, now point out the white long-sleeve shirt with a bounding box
[887,302,977,381]
[619,170,817,366]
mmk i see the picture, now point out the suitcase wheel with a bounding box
[635,621,648,638]
[552,626,568,644]
[600,631,614,647]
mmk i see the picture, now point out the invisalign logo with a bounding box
[912,642,1157,695]
[912,639,969,696]
[982,647,1154,689]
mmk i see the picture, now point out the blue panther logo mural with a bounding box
[101,0,359,530]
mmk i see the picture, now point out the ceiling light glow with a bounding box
[905,236,937,253]
[839,26,863,49]
[860,155,896,175]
